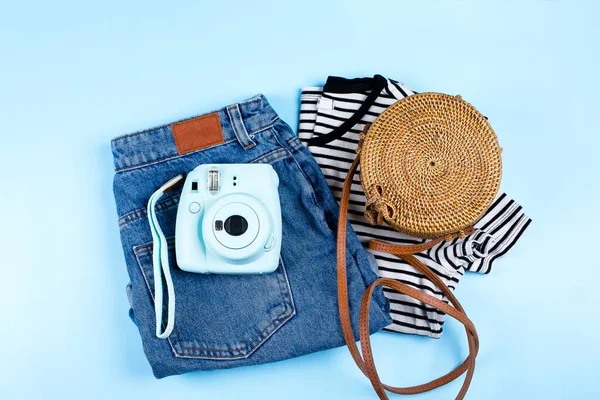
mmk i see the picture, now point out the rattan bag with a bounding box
[361,93,502,239]
[336,93,502,400]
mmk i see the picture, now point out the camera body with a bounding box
[175,164,282,274]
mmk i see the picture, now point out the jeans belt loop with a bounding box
[226,104,256,150]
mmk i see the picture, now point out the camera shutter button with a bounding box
[189,202,201,214]
[264,235,276,251]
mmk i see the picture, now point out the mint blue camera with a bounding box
[175,164,282,274]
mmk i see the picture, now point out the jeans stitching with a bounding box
[133,242,294,358]
[174,260,291,355]
[114,122,277,173]
[111,97,264,143]
[173,259,292,356]
[250,148,289,164]
[114,139,238,173]
[248,121,276,136]
[227,105,257,150]
[119,195,180,228]
[270,127,332,234]
[287,136,304,151]
[133,243,180,356]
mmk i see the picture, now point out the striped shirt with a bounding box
[297,75,532,338]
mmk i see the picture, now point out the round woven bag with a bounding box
[336,93,500,400]
[359,93,502,239]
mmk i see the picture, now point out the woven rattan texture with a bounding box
[360,93,502,239]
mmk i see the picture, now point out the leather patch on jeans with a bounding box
[171,113,224,154]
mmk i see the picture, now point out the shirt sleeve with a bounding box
[434,192,532,274]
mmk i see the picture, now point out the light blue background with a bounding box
[1,1,598,399]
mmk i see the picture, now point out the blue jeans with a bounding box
[111,94,391,378]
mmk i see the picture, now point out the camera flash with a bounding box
[208,168,220,194]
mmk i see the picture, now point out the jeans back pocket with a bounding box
[133,238,295,359]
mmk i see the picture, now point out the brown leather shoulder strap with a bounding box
[369,237,444,254]
[369,227,474,255]
[336,150,479,400]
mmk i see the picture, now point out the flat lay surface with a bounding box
[1,1,598,399]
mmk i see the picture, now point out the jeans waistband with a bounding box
[111,94,279,172]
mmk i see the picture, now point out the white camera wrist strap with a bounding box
[147,174,185,339]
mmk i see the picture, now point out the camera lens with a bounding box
[224,215,248,236]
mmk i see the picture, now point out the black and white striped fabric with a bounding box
[297,75,532,338]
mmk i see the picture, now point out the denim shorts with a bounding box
[111,94,391,378]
